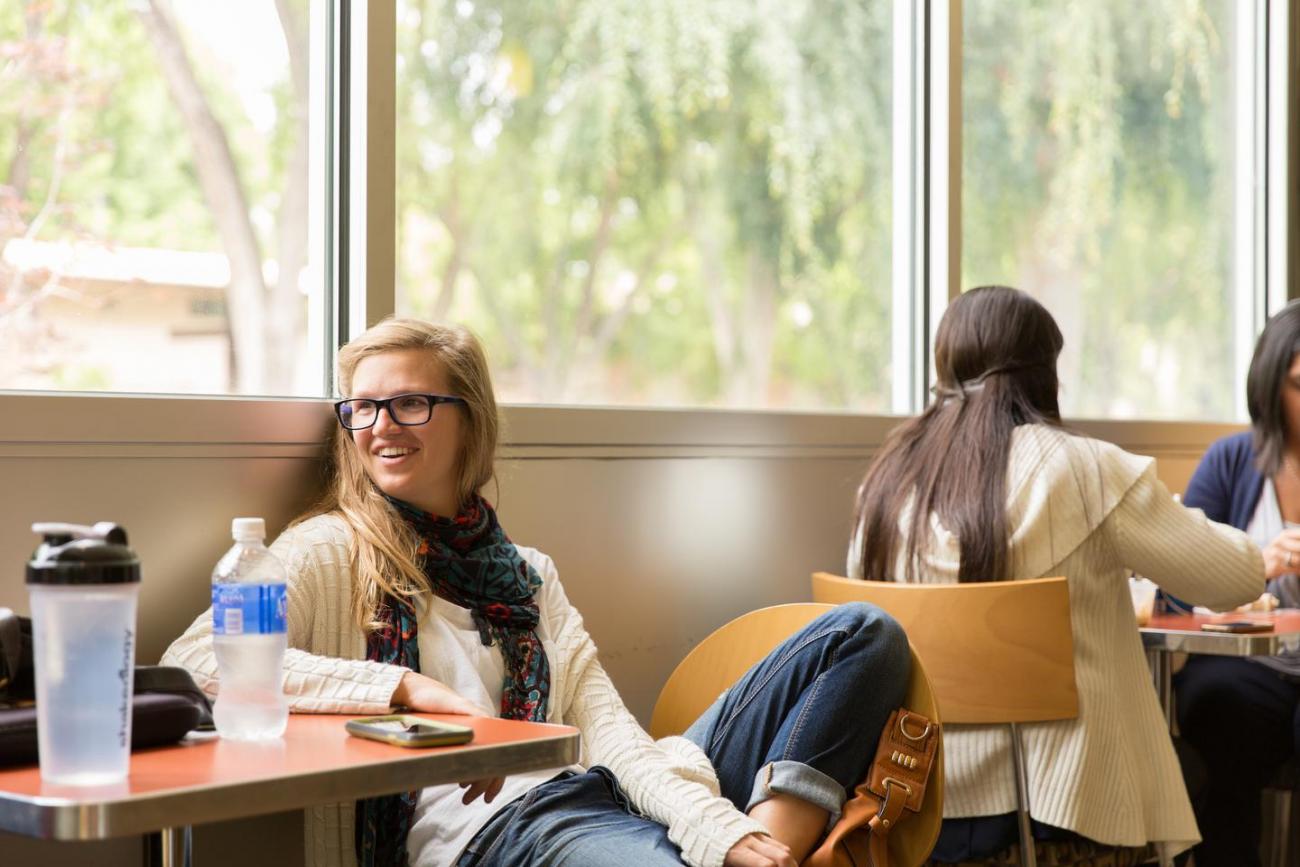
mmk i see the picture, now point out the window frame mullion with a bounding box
[336,0,396,365]
[894,0,960,415]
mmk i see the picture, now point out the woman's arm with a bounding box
[161,608,407,713]
[160,521,406,714]
[1109,466,1264,611]
[540,571,769,867]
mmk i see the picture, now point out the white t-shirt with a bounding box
[405,580,580,867]
[1242,478,1300,678]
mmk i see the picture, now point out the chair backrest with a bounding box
[651,603,943,867]
[811,573,1078,725]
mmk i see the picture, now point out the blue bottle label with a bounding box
[212,583,287,635]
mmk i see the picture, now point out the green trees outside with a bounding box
[399,0,1246,416]
[963,0,1241,420]
[0,0,1248,418]
[395,0,895,409]
[0,0,310,394]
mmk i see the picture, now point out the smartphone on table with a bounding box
[1199,620,1273,634]
[346,714,474,748]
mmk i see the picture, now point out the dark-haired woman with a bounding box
[1174,300,1300,867]
[847,286,1264,865]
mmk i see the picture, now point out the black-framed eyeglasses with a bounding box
[333,393,467,430]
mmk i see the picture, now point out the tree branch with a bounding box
[570,171,620,346]
[138,0,268,391]
[274,0,309,102]
[684,184,737,384]
[738,248,778,404]
[5,4,42,198]
[468,263,531,369]
[433,172,465,321]
[266,0,311,392]
[582,239,665,366]
[5,89,73,301]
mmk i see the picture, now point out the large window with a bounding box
[0,0,328,397]
[3,1,1287,420]
[962,0,1259,421]
[395,0,896,412]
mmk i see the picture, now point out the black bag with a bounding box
[0,608,212,768]
[0,607,34,703]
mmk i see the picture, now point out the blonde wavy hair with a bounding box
[300,318,499,631]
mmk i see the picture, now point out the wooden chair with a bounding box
[812,573,1077,867]
[651,602,944,867]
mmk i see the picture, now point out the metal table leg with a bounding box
[144,825,193,867]
[1145,649,1175,867]
[1146,649,1173,730]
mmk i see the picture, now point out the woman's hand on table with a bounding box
[391,671,485,716]
[392,673,506,805]
[724,833,797,867]
[1262,528,1300,579]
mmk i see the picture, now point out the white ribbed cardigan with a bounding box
[162,516,766,867]
[849,425,1264,854]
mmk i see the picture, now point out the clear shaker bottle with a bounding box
[26,522,141,785]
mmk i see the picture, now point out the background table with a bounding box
[1142,610,1300,655]
[0,713,579,865]
[1140,610,1300,867]
[1140,610,1300,725]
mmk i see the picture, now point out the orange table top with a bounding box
[0,713,579,840]
[1141,609,1300,656]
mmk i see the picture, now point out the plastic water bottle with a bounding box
[211,517,288,740]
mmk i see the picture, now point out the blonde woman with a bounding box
[164,318,911,867]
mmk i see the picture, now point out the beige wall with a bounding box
[0,397,1244,865]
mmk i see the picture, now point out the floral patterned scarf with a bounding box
[355,494,550,866]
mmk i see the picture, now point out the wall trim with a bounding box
[0,392,1245,464]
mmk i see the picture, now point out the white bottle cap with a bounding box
[231,517,266,542]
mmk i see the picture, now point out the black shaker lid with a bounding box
[26,522,141,585]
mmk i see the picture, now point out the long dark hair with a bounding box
[853,286,1064,584]
[1246,299,1300,477]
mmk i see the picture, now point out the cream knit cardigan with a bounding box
[162,516,767,867]
[849,424,1265,855]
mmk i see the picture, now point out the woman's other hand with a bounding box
[1262,528,1300,579]
[391,671,485,716]
[458,777,506,805]
[392,674,503,806]
[723,833,797,867]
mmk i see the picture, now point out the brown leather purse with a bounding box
[804,708,941,867]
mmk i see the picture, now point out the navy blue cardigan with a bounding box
[1182,431,1264,532]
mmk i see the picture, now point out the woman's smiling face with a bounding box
[348,348,464,517]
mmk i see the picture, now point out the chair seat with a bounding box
[651,603,944,867]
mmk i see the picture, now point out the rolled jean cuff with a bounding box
[745,760,847,830]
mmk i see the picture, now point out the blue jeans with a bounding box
[454,603,910,867]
